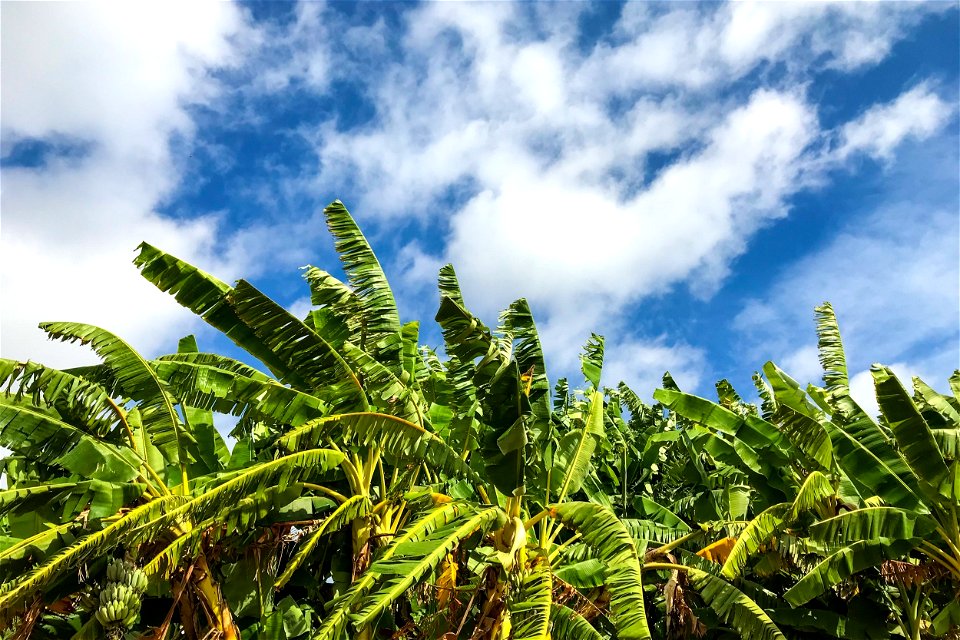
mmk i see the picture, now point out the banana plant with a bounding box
[776,305,960,640]
[0,331,345,640]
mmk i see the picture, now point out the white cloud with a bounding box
[1,2,248,367]
[602,337,706,401]
[838,84,955,161]
[276,1,952,393]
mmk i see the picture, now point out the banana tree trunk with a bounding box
[193,554,239,640]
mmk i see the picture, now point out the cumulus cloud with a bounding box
[1,2,248,366]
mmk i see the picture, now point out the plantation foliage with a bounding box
[1,201,958,640]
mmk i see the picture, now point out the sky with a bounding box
[2,1,958,416]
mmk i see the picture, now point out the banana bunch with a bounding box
[95,559,148,630]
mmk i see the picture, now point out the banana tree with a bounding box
[775,305,960,640]
[0,329,346,640]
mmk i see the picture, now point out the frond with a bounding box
[154,360,327,428]
[872,365,949,492]
[685,567,787,640]
[552,557,606,589]
[50,480,146,520]
[784,538,923,606]
[302,266,363,346]
[814,302,847,391]
[653,388,791,464]
[274,494,371,588]
[787,470,835,520]
[721,504,789,579]
[580,333,604,390]
[277,412,479,482]
[716,379,756,417]
[550,502,651,640]
[400,321,422,382]
[622,518,691,544]
[617,382,649,425]
[481,361,530,496]
[752,372,776,420]
[0,523,75,573]
[0,397,140,481]
[313,502,476,640]
[633,496,691,530]
[0,359,122,437]
[435,296,499,365]
[821,410,925,511]
[775,405,833,473]
[510,553,552,640]
[553,390,605,500]
[136,449,346,543]
[156,351,272,382]
[0,483,80,517]
[807,506,936,545]
[38,322,192,465]
[134,242,309,387]
[0,496,182,620]
[500,300,551,440]
[341,342,423,424]
[437,264,465,308]
[227,279,365,405]
[349,506,505,629]
[323,200,402,363]
[549,604,604,640]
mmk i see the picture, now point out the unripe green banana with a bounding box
[97,559,146,630]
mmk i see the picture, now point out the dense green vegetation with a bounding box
[1,201,957,640]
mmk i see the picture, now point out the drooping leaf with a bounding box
[39,322,193,470]
[550,502,651,639]
[807,506,936,545]
[0,398,140,482]
[154,360,327,428]
[549,604,604,640]
[510,553,552,640]
[349,506,505,628]
[686,567,787,640]
[821,406,925,512]
[228,279,365,404]
[784,538,922,606]
[313,502,475,640]
[274,494,372,588]
[721,504,789,579]
[0,359,123,438]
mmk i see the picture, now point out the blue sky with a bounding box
[2,1,958,414]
